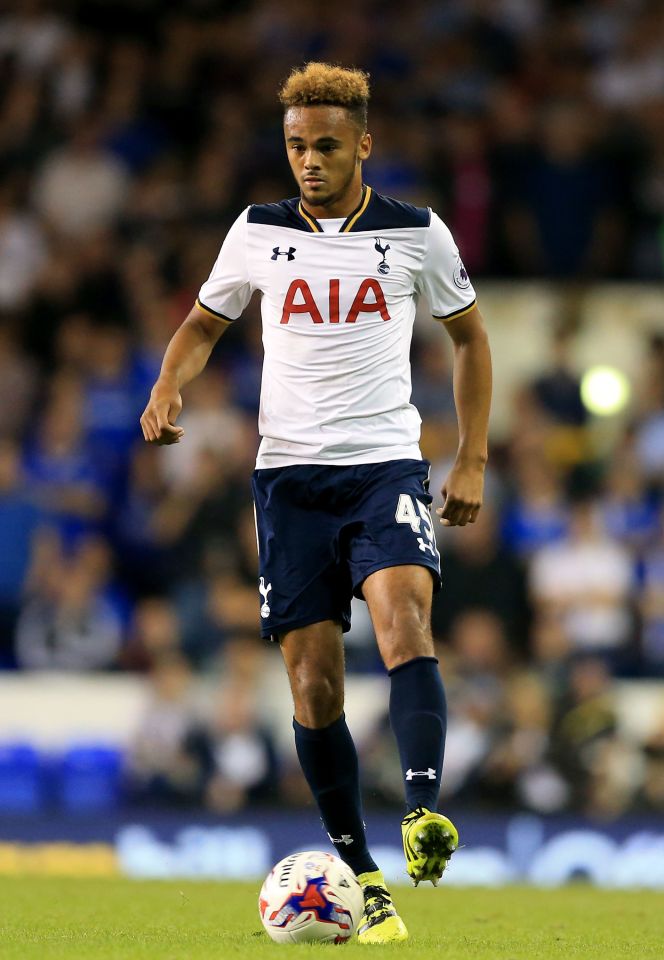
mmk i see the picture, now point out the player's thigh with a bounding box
[252,467,352,640]
[344,459,439,669]
[279,619,345,726]
[362,564,435,670]
[346,458,441,598]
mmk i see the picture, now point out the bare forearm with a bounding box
[141,304,228,445]
[436,306,491,526]
[159,310,226,389]
[452,328,492,464]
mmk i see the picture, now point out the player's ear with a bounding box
[358,132,371,162]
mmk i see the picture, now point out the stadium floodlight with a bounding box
[580,365,631,416]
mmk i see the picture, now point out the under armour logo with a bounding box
[406,768,437,780]
[375,238,390,275]
[272,246,296,261]
[328,833,354,845]
[259,577,272,618]
[417,537,436,556]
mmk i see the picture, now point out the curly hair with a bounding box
[279,62,370,130]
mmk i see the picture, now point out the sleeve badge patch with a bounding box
[453,257,470,290]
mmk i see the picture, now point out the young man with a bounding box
[141,63,491,943]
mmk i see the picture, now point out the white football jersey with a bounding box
[197,186,476,468]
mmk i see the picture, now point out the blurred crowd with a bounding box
[1,0,664,819]
[2,0,664,283]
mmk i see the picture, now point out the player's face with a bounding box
[284,106,371,214]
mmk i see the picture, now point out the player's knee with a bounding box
[380,599,431,641]
[377,602,433,669]
[291,668,344,728]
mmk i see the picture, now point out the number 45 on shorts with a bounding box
[395,494,438,557]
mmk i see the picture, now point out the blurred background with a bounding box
[0,0,663,885]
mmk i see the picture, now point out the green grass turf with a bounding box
[0,878,662,959]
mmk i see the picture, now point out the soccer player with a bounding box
[141,63,491,943]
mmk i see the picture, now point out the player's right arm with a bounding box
[140,305,231,445]
[141,210,254,445]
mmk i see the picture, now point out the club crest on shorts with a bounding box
[259,577,272,618]
[374,238,390,275]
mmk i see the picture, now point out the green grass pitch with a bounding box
[0,878,661,959]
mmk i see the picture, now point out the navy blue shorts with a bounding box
[251,459,441,640]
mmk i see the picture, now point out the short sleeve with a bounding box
[417,211,476,321]
[197,209,254,321]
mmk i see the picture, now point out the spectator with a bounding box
[503,100,621,277]
[15,534,126,670]
[432,506,530,650]
[639,533,664,675]
[635,374,664,488]
[159,369,246,492]
[478,672,568,814]
[0,325,38,441]
[0,0,69,76]
[0,180,46,310]
[592,9,664,110]
[600,448,660,553]
[636,720,664,813]
[530,500,634,665]
[185,682,279,814]
[120,596,182,672]
[410,333,456,422]
[81,324,145,491]
[33,116,129,238]
[531,329,587,428]
[430,112,492,274]
[126,650,200,804]
[0,437,42,666]
[22,373,108,541]
[502,457,569,557]
[549,656,622,814]
[438,611,510,799]
[112,443,174,597]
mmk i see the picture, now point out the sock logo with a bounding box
[406,768,437,780]
[328,833,354,845]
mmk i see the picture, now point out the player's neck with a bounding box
[300,180,365,220]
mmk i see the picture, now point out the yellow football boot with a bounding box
[401,806,458,886]
[356,870,408,944]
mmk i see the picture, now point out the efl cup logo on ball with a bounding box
[258,850,364,943]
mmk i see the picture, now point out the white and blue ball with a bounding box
[258,850,364,944]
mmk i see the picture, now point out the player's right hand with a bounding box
[140,381,184,445]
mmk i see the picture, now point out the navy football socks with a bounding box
[293,713,378,875]
[388,656,447,812]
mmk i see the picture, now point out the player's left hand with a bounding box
[437,460,485,526]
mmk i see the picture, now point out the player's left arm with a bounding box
[437,304,492,526]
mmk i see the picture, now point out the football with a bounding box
[258,850,364,943]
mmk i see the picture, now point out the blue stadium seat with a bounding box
[0,743,45,813]
[57,744,123,813]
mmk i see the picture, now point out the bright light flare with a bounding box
[580,365,631,416]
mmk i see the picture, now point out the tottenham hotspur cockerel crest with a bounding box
[375,238,390,275]
[259,577,272,618]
